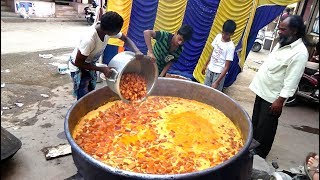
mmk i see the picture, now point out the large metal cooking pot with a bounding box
[65,78,253,180]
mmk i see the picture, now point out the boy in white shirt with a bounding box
[68,11,143,100]
[202,20,237,91]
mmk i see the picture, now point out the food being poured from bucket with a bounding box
[120,73,147,101]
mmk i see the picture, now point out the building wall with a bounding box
[302,0,313,22]
[6,0,16,11]
[306,0,319,35]
[295,0,319,39]
[14,0,55,17]
[70,2,87,14]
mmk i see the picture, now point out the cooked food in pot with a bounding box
[120,73,147,101]
[72,96,243,174]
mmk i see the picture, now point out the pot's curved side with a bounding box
[65,78,253,180]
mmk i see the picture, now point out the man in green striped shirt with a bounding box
[143,25,193,76]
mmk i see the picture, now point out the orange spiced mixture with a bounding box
[72,96,243,174]
[119,73,147,101]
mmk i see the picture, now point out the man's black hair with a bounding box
[287,15,306,39]
[177,24,193,41]
[222,20,236,34]
[92,0,98,8]
[100,11,124,33]
[285,7,291,13]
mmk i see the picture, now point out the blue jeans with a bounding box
[71,70,96,100]
[204,70,225,92]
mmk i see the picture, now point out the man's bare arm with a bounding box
[159,61,173,77]
[202,49,213,74]
[74,50,112,77]
[119,34,141,54]
[143,30,156,54]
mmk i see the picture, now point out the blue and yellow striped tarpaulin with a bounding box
[104,0,300,86]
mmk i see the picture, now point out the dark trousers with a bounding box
[305,67,317,75]
[71,70,95,100]
[252,95,281,158]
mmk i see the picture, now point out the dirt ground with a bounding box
[1,21,318,180]
[1,21,88,54]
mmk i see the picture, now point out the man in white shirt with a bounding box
[249,15,309,158]
[68,11,143,100]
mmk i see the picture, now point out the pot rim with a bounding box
[65,77,252,179]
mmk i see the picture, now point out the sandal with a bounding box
[305,152,319,180]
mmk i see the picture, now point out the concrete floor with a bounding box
[1,21,319,180]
